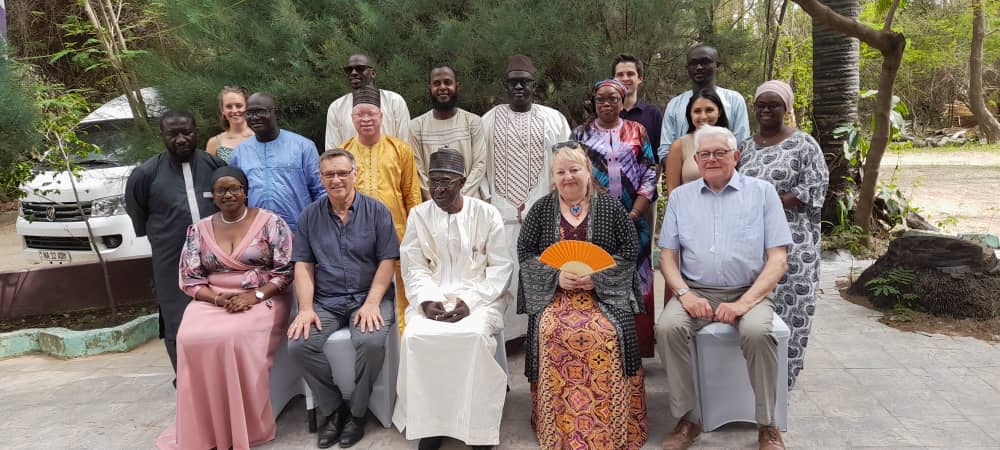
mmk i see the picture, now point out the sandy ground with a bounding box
[878,149,1000,233]
[0,211,31,272]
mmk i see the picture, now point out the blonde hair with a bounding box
[217,86,249,130]
[550,142,598,201]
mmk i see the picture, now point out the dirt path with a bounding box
[0,211,31,272]
[879,148,1000,233]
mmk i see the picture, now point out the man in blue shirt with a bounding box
[655,125,791,450]
[287,149,398,449]
[230,92,325,231]
[659,45,750,162]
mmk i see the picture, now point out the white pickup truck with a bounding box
[16,88,161,265]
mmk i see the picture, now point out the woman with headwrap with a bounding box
[571,78,658,357]
[738,80,829,388]
[156,166,295,450]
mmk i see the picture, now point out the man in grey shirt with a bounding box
[288,149,398,449]
[655,125,791,450]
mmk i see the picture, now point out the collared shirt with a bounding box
[658,171,791,287]
[659,86,751,160]
[230,129,326,231]
[620,100,663,161]
[292,192,400,311]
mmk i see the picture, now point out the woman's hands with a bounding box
[558,271,595,291]
[217,292,257,313]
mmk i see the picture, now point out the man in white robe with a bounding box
[481,54,571,339]
[325,53,411,149]
[393,148,512,450]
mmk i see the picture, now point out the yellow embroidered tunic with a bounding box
[342,134,422,330]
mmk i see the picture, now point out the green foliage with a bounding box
[859,0,1000,131]
[142,0,760,147]
[0,48,42,198]
[822,221,869,256]
[865,267,918,322]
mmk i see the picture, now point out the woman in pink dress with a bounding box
[157,166,294,450]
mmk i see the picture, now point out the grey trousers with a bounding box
[289,299,395,419]
[655,290,778,426]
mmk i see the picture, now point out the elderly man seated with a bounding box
[392,148,513,450]
[655,125,792,450]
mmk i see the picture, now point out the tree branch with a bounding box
[882,0,901,31]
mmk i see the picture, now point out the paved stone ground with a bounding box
[2,254,999,449]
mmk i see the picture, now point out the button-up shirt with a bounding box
[230,129,326,232]
[620,100,663,161]
[291,192,400,311]
[658,171,791,287]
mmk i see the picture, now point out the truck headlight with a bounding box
[91,195,127,217]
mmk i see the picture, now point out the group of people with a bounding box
[124,44,829,450]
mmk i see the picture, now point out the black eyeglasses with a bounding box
[753,102,785,112]
[428,177,463,189]
[213,186,245,196]
[244,108,275,119]
[551,141,582,153]
[687,57,717,68]
[343,64,372,75]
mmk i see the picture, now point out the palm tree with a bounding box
[811,0,860,226]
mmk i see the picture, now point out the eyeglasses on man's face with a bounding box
[428,176,463,189]
[694,149,733,161]
[213,186,245,197]
[351,112,379,120]
[244,108,275,119]
[321,170,355,180]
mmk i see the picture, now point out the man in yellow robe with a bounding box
[341,86,422,331]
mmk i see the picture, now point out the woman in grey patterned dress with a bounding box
[738,80,829,388]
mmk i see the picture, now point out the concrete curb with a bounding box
[0,313,158,359]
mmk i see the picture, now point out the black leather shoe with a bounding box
[339,415,366,448]
[470,446,494,450]
[317,407,347,449]
[418,436,445,450]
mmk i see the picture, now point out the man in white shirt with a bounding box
[393,148,512,450]
[325,53,411,149]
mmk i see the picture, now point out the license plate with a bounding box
[40,250,71,262]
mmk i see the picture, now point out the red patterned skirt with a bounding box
[531,288,648,450]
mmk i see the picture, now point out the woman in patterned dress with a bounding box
[738,80,829,388]
[156,166,294,450]
[517,142,647,450]
[206,86,255,163]
[572,78,658,358]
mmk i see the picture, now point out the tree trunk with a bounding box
[794,0,907,233]
[82,0,148,130]
[969,0,1000,143]
[764,0,790,82]
[810,0,860,227]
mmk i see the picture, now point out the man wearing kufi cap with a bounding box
[342,85,422,331]
[481,54,571,340]
[393,148,512,450]
[325,53,412,149]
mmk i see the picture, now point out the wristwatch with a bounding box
[254,290,266,301]
[675,288,690,298]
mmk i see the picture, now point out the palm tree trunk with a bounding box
[811,0,860,226]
